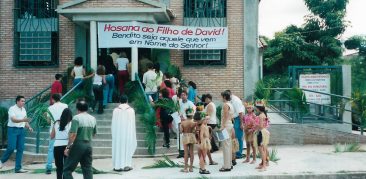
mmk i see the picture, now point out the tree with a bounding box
[264,0,349,74]
[344,35,366,55]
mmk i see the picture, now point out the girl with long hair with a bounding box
[51,108,73,179]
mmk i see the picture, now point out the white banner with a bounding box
[299,74,331,105]
[97,21,228,49]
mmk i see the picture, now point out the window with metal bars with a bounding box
[183,0,227,66]
[14,0,59,67]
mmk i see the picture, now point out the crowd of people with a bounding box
[140,62,271,174]
[0,94,135,179]
[0,52,271,177]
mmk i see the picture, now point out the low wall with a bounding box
[269,123,366,145]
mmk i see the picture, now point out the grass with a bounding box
[334,143,364,153]
[142,155,184,169]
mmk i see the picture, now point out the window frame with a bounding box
[13,0,59,68]
[183,0,227,66]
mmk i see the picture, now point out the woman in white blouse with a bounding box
[51,108,72,179]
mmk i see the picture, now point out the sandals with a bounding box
[123,167,133,171]
[189,168,193,172]
[199,169,210,174]
[209,161,218,165]
[114,167,132,172]
[219,168,231,172]
[113,168,123,172]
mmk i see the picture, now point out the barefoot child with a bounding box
[180,108,197,173]
[243,102,256,164]
[253,99,270,172]
[193,112,211,174]
[231,129,239,167]
[207,126,218,166]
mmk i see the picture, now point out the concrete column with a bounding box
[243,0,260,99]
[131,46,138,81]
[90,21,98,70]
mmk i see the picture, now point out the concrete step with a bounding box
[24,143,178,156]
[25,137,173,148]
[25,131,169,145]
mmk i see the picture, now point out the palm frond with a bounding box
[254,80,271,100]
[142,155,184,169]
[282,87,309,114]
[154,98,179,112]
[334,143,364,153]
[0,107,8,127]
[269,148,280,163]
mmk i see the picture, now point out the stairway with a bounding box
[24,103,178,159]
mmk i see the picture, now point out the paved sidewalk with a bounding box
[1,145,366,179]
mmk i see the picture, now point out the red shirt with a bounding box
[167,87,175,98]
[51,81,62,94]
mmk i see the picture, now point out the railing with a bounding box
[135,73,152,109]
[27,79,83,153]
[133,73,156,154]
[266,88,364,134]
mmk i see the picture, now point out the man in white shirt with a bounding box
[0,96,33,173]
[226,90,245,159]
[142,63,158,101]
[45,94,68,174]
[176,91,196,158]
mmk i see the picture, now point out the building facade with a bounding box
[0,0,260,102]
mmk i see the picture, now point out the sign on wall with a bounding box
[98,21,228,49]
[299,74,331,105]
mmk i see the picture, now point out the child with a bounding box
[193,112,211,174]
[206,126,218,165]
[50,74,63,105]
[180,108,197,173]
[231,129,239,167]
[253,99,270,171]
[243,102,257,164]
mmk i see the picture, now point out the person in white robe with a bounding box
[112,95,137,172]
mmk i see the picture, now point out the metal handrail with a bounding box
[267,87,365,134]
[25,85,52,107]
[60,80,83,101]
[135,73,151,108]
[266,88,352,100]
[27,79,83,153]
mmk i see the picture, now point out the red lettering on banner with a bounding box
[156,26,179,35]
[104,24,140,32]
[195,28,224,35]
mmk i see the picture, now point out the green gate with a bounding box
[288,66,343,105]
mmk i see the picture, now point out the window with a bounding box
[183,0,227,66]
[14,0,59,67]
[184,0,226,18]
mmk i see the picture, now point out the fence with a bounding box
[266,88,364,134]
